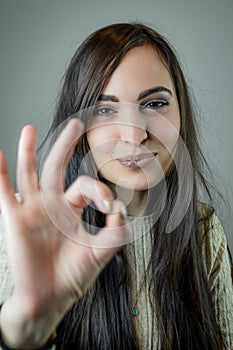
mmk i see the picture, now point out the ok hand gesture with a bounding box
[0,119,129,349]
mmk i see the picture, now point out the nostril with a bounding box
[121,130,148,145]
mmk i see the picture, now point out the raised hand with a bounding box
[0,119,129,349]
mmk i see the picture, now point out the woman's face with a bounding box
[86,45,180,191]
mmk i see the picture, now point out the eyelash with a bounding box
[141,99,169,110]
[93,99,169,118]
[93,105,118,117]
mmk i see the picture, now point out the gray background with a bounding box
[0,0,232,253]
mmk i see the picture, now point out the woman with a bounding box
[0,22,232,349]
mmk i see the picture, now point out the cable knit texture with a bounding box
[0,210,233,349]
[124,211,233,349]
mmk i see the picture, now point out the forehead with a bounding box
[102,45,174,101]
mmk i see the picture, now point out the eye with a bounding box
[142,99,169,110]
[93,105,118,117]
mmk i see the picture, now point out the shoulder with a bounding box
[197,204,233,345]
[197,202,232,285]
[197,202,225,246]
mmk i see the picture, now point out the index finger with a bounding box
[40,118,84,192]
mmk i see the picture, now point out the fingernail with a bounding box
[111,201,127,221]
[103,199,112,211]
[121,206,127,218]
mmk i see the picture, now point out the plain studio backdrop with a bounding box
[0,0,232,254]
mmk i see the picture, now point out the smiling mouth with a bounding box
[117,153,158,169]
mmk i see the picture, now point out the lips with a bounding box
[117,153,157,169]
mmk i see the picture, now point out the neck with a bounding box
[103,179,167,217]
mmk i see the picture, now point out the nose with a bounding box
[119,108,148,145]
[120,125,148,145]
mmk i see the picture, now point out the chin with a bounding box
[106,175,165,192]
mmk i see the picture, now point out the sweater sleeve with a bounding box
[202,212,233,348]
[0,216,14,304]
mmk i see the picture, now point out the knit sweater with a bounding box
[0,211,233,349]
[124,211,233,348]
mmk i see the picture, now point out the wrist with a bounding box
[0,298,61,349]
[0,327,57,350]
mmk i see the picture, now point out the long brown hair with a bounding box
[40,22,227,349]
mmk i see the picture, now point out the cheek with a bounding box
[87,128,117,167]
[148,115,180,153]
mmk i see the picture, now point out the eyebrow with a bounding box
[138,86,173,100]
[98,94,119,102]
[98,86,173,102]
